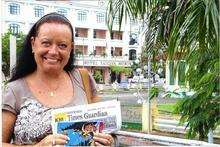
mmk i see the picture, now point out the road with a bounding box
[99,91,178,105]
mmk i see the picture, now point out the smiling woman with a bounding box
[2,12,113,146]
[31,23,73,74]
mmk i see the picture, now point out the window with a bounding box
[9,3,20,15]
[77,11,87,22]
[129,33,138,45]
[111,31,122,40]
[129,49,136,60]
[93,29,106,39]
[75,28,88,38]
[96,13,105,23]
[34,6,44,17]
[114,16,119,24]
[93,31,96,38]
[9,24,20,35]
[57,9,67,17]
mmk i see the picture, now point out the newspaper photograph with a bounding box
[51,100,121,146]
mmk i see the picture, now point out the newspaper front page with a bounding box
[51,100,121,146]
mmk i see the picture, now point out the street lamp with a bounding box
[135,67,144,104]
[132,58,152,133]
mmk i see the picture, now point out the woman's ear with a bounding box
[31,37,35,53]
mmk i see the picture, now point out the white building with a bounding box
[1,0,144,84]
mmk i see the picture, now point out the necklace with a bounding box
[38,82,60,97]
[38,74,66,97]
[50,91,54,97]
[48,87,58,97]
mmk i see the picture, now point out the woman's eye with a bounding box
[59,44,67,49]
[42,42,50,47]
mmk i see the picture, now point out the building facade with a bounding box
[1,0,144,84]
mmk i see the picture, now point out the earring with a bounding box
[32,50,34,53]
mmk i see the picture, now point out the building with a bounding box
[1,0,144,84]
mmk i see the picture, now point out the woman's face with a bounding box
[31,22,73,73]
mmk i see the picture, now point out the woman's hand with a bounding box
[93,133,114,146]
[34,134,69,147]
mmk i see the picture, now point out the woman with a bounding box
[2,13,113,146]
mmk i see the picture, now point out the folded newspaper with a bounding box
[51,100,121,146]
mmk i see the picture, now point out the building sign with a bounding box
[75,59,132,67]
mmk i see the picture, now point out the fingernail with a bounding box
[67,137,70,140]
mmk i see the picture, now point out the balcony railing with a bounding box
[74,37,89,45]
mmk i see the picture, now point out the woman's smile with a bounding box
[43,56,61,64]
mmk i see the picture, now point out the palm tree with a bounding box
[107,0,219,140]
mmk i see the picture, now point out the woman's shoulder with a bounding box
[2,78,26,114]
[3,78,28,99]
[5,78,24,90]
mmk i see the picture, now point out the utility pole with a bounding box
[142,56,152,133]
[10,35,16,77]
[147,56,151,132]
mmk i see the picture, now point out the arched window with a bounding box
[129,49,136,60]
[9,24,20,35]
[96,13,105,23]
[57,9,67,17]
[8,3,20,15]
[77,11,87,22]
[34,6,44,17]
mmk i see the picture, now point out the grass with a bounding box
[122,122,142,131]
[157,103,176,114]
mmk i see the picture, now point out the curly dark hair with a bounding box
[9,12,75,82]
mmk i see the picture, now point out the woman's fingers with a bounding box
[53,134,70,145]
[93,133,114,146]
[53,138,68,145]
[35,134,69,146]
[94,133,113,140]
[54,133,70,141]
[93,136,110,145]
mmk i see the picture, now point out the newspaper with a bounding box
[51,100,121,146]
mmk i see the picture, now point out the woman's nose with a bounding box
[48,45,58,54]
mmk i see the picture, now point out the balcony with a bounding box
[75,28,88,38]
[94,46,106,56]
[93,29,106,39]
[111,47,122,57]
[74,45,88,56]
[111,31,123,40]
